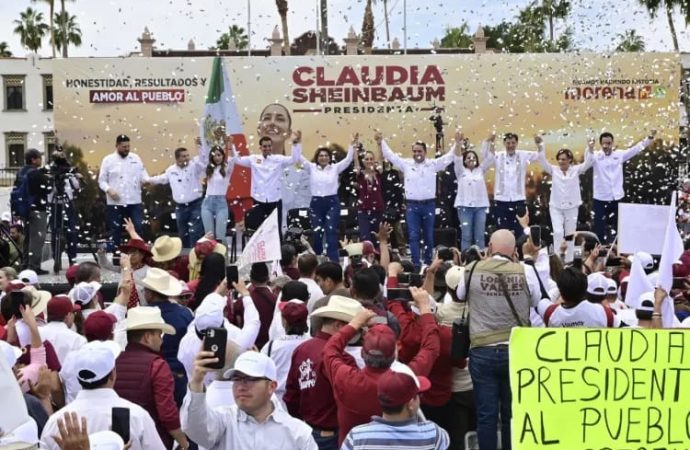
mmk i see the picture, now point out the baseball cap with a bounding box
[194,293,227,332]
[362,241,379,256]
[280,300,308,327]
[223,351,278,381]
[362,324,396,359]
[47,295,80,320]
[1,211,11,222]
[586,273,608,295]
[65,265,79,285]
[74,340,122,383]
[444,265,465,292]
[377,363,431,408]
[637,291,655,312]
[18,270,38,286]
[628,252,654,270]
[83,311,118,341]
[605,278,618,295]
[89,431,124,450]
[70,281,102,306]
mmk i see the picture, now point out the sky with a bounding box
[0,0,689,57]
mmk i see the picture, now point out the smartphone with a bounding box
[437,247,453,261]
[203,327,227,369]
[226,265,239,286]
[572,246,584,269]
[387,288,413,302]
[111,407,130,443]
[10,291,26,319]
[529,226,542,248]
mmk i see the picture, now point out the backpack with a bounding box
[10,167,35,219]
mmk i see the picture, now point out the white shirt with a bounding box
[146,157,206,204]
[538,145,593,209]
[41,388,166,450]
[261,334,309,400]
[38,321,86,364]
[592,137,652,201]
[298,277,325,311]
[98,152,149,205]
[453,149,494,208]
[537,299,619,328]
[181,392,318,450]
[381,139,454,200]
[484,142,540,202]
[233,145,300,202]
[298,145,354,197]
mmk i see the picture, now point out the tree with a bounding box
[32,0,56,57]
[361,0,375,50]
[53,11,82,56]
[638,0,689,51]
[275,0,290,55]
[615,29,646,52]
[13,7,49,53]
[539,0,570,43]
[0,42,12,57]
[216,25,249,50]
[58,0,75,57]
[440,23,472,48]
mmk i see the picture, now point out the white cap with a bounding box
[637,291,655,311]
[605,278,618,295]
[89,431,124,450]
[628,252,655,270]
[70,281,102,306]
[1,211,11,222]
[0,341,22,369]
[18,270,38,286]
[223,351,277,381]
[586,273,608,295]
[194,293,226,332]
[444,265,465,291]
[74,340,122,383]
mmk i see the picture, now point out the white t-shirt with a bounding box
[538,299,618,328]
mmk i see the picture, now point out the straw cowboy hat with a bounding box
[125,306,176,335]
[310,295,364,323]
[22,286,51,316]
[151,236,182,263]
[140,268,183,297]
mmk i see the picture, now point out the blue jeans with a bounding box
[593,199,618,244]
[493,200,526,237]
[310,195,340,262]
[106,204,143,247]
[458,206,487,250]
[175,198,203,248]
[469,346,512,450]
[201,195,228,244]
[357,209,383,243]
[406,200,435,267]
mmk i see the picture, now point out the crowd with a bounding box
[1,125,687,450]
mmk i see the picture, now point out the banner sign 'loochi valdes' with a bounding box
[510,327,690,450]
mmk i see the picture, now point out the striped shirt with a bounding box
[341,416,449,450]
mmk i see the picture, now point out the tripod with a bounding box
[50,186,77,273]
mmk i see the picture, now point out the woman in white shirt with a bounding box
[536,136,593,248]
[201,145,235,245]
[453,134,495,250]
[297,137,355,261]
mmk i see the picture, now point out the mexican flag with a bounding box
[200,57,252,223]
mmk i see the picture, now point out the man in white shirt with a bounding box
[181,349,318,450]
[591,129,656,243]
[41,340,166,450]
[146,146,206,248]
[484,132,540,236]
[377,132,455,268]
[297,254,324,305]
[98,135,149,248]
[39,295,86,364]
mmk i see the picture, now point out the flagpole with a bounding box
[247,0,252,56]
[403,0,407,54]
[315,0,321,55]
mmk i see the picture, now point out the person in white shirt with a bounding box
[452,132,495,250]
[39,295,86,364]
[98,134,149,248]
[483,132,540,236]
[377,131,455,268]
[296,134,355,262]
[200,142,235,245]
[297,254,324,305]
[536,136,594,249]
[146,146,206,248]
[41,341,166,450]
[232,132,301,236]
[181,349,318,450]
[591,129,656,244]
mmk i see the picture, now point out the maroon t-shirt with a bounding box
[356,172,384,212]
[248,285,277,349]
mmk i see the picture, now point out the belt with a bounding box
[309,426,337,437]
[406,199,435,205]
[176,197,202,207]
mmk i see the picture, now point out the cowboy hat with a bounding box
[311,295,363,323]
[151,236,182,263]
[125,306,176,335]
[140,268,183,297]
[118,239,153,257]
[188,238,226,268]
[21,286,51,316]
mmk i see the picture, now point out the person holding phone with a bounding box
[536,136,594,249]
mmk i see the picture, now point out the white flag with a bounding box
[657,193,683,328]
[238,209,281,268]
[624,254,654,310]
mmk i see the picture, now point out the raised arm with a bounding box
[523,136,543,163]
[432,144,456,172]
[334,142,355,174]
[479,145,496,173]
[620,129,656,162]
[232,144,252,167]
[575,143,594,175]
[288,130,304,166]
[535,136,553,175]
[378,133,406,170]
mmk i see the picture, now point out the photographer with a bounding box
[48,151,81,273]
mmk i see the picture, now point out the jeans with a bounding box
[593,199,618,244]
[201,195,228,244]
[106,204,143,247]
[310,195,340,262]
[469,346,512,450]
[493,200,526,237]
[549,205,578,249]
[50,200,78,264]
[458,206,487,250]
[176,198,203,248]
[27,210,48,271]
[311,429,338,450]
[406,200,435,267]
[357,209,383,243]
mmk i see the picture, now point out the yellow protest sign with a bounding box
[510,328,690,450]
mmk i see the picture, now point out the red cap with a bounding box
[65,264,79,285]
[118,239,153,257]
[363,324,396,358]
[83,311,117,342]
[194,239,217,258]
[280,301,308,327]
[362,240,379,256]
[377,364,431,408]
[47,295,80,320]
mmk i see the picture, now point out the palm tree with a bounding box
[361,0,375,51]
[275,0,290,55]
[0,42,12,57]
[216,25,249,50]
[440,23,472,48]
[615,30,646,52]
[638,0,689,51]
[382,0,391,48]
[538,0,570,43]
[13,7,49,53]
[53,11,82,56]
[58,0,75,57]
[32,0,56,57]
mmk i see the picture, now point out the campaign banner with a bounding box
[237,208,281,268]
[510,327,690,450]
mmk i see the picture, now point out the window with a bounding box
[3,75,26,111]
[42,74,53,110]
[5,132,27,167]
[44,131,57,156]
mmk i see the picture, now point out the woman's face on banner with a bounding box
[257,104,291,147]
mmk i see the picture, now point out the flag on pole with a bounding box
[238,209,281,268]
[657,192,683,328]
[624,254,654,310]
[199,57,252,222]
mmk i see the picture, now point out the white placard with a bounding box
[617,203,670,255]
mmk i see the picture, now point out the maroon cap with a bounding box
[280,301,308,327]
[363,324,396,358]
[118,238,153,257]
[194,239,217,258]
[362,240,379,256]
[65,265,79,285]
[47,295,80,320]
[378,364,431,408]
[83,311,117,341]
